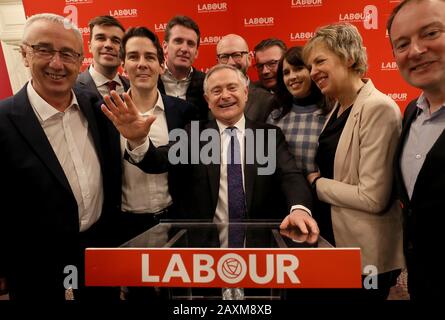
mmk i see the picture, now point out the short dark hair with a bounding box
[88,15,125,41]
[164,15,200,47]
[120,27,164,64]
[253,38,287,57]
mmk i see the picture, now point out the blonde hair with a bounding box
[303,23,368,76]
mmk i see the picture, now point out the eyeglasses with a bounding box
[216,51,248,64]
[254,59,279,71]
[23,43,82,64]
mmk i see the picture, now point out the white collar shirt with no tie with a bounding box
[120,90,172,213]
[27,82,103,232]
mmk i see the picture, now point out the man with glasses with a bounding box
[0,13,121,300]
[216,34,276,122]
[253,38,287,93]
[76,15,129,99]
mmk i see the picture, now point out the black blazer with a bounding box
[0,85,120,300]
[158,67,208,121]
[76,67,130,99]
[245,84,276,123]
[136,118,312,220]
[394,98,445,299]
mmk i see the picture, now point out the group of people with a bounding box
[0,0,443,302]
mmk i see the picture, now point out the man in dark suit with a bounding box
[388,0,445,300]
[76,15,129,98]
[103,26,197,244]
[216,34,276,123]
[102,64,319,237]
[158,16,208,120]
[0,13,122,300]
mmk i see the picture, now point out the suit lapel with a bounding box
[205,120,221,210]
[395,101,418,204]
[10,85,73,194]
[78,69,102,98]
[244,119,256,216]
[333,80,373,179]
[75,88,105,168]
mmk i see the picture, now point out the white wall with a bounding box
[0,0,30,93]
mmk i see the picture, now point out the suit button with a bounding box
[407,209,413,217]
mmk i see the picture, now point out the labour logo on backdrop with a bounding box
[197,2,228,13]
[339,5,378,30]
[65,0,93,4]
[201,35,223,46]
[290,32,314,42]
[244,17,274,27]
[109,8,138,19]
[381,61,398,71]
[290,0,323,8]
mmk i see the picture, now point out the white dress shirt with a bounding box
[160,66,193,100]
[89,65,125,97]
[27,82,103,231]
[121,90,172,213]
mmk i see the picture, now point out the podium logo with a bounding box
[244,17,274,27]
[109,8,138,19]
[141,253,300,285]
[291,0,323,8]
[290,32,314,42]
[387,92,407,102]
[339,5,378,30]
[381,61,398,71]
[197,2,228,13]
[66,0,93,4]
[201,35,223,46]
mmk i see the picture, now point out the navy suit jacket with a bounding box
[76,68,130,99]
[0,84,120,300]
[135,118,313,220]
[394,98,445,299]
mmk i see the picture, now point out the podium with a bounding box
[85,220,361,300]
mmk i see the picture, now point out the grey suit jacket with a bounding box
[245,83,276,123]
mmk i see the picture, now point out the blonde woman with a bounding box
[303,23,404,300]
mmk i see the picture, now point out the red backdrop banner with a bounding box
[0,45,13,99]
[21,0,420,111]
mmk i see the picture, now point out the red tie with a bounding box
[107,80,118,93]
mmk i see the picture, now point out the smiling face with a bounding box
[88,24,124,75]
[22,19,83,103]
[282,59,312,98]
[163,25,199,73]
[306,43,350,99]
[390,0,445,94]
[255,45,283,90]
[123,36,163,92]
[205,68,248,126]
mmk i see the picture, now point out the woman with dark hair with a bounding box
[267,46,331,175]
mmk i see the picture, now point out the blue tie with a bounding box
[226,127,246,247]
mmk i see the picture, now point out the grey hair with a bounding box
[23,13,83,54]
[203,64,248,93]
[303,22,368,76]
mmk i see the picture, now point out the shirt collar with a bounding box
[216,116,246,135]
[126,88,165,115]
[164,64,193,81]
[416,93,445,117]
[27,82,79,122]
[89,65,123,87]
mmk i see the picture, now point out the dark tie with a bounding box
[106,80,118,93]
[226,127,246,248]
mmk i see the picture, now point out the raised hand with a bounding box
[101,91,156,148]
